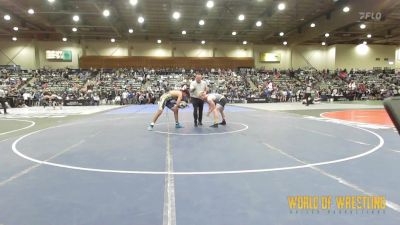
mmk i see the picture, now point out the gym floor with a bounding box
[0,102,399,225]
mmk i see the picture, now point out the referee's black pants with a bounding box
[0,97,7,114]
[191,97,204,124]
[304,93,311,106]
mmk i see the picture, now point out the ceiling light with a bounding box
[278,3,286,10]
[232,31,237,36]
[129,0,138,6]
[12,37,17,41]
[72,15,79,22]
[325,33,330,37]
[238,14,245,21]
[182,30,187,35]
[3,15,11,21]
[322,41,326,46]
[360,24,366,29]
[172,12,181,20]
[72,27,77,32]
[111,38,115,43]
[201,40,206,44]
[62,37,67,42]
[48,0,55,3]
[199,19,205,26]
[367,34,372,38]
[343,6,350,13]
[28,9,35,15]
[13,27,19,31]
[157,39,162,44]
[206,1,214,8]
[363,41,367,45]
[310,23,316,28]
[279,32,284,36]
[389,61,394,65]
[243,41,247,45]
[103,9,110,17]
[256,21,262,27]
[283,41,287,45]
[129,28,133,33]
[138,16,144,23]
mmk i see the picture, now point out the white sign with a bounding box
[46,50,64,59]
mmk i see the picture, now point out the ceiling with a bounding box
[0,0,400,45]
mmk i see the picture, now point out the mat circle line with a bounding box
[11,115,384,175]
[0,119,36,136]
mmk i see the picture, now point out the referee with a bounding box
[305,84,312,106]
[190,73,208,127]
[0,85,8,114]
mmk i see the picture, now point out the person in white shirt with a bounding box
[201,92,227,128]
[0,86,8,114]
[190,74,208,127]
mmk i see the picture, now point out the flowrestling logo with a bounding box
[288,195,386,214]
[359,12,382,21]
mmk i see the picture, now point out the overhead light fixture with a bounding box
[199,19,205,26]
[367,34,372,38]
[12,37,17,41]
[238,14,245,21]
[283,41,287,45]
[343,6,350,13]
[72,15,80,22]
[62,37,67,42]
[360,24,366,29]
[243,41,247,45]
[206,0,214,8]
[103,9,110,17]
[256,21,262,27]
[111,38,116,43]
[310,23,316,28]
[322,41,326,46]
[3,14,11,21]
[278,3,286,11]
[129,28,133,33]
[138,16,144,23]
[13,27,19,31]
[363,41,367,45]
[48,0,55,3]
[172,11,181,20]
[129,0,138,6]
[201,40,206,44]
[72,27,78,32]
[182,30,187,35]
[28,9,35,15]
[157,39,162,44]
[279,32,284,36]
[389,61,394,65]
[325,33,330,37]
[232,31,237,36]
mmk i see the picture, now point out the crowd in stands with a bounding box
[1,66,399,108]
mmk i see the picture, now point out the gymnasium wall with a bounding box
[335,44,396,70]
[0,40,36,69]
[0,38,397,71]
[396,47,400,71]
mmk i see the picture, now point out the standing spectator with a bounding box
[190,74,208,127]
[0,85,8,114]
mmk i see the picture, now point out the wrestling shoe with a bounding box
[210,123,218,128]
[175,123,184,128]
[219,120,226,125]
[147,124,154,131]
